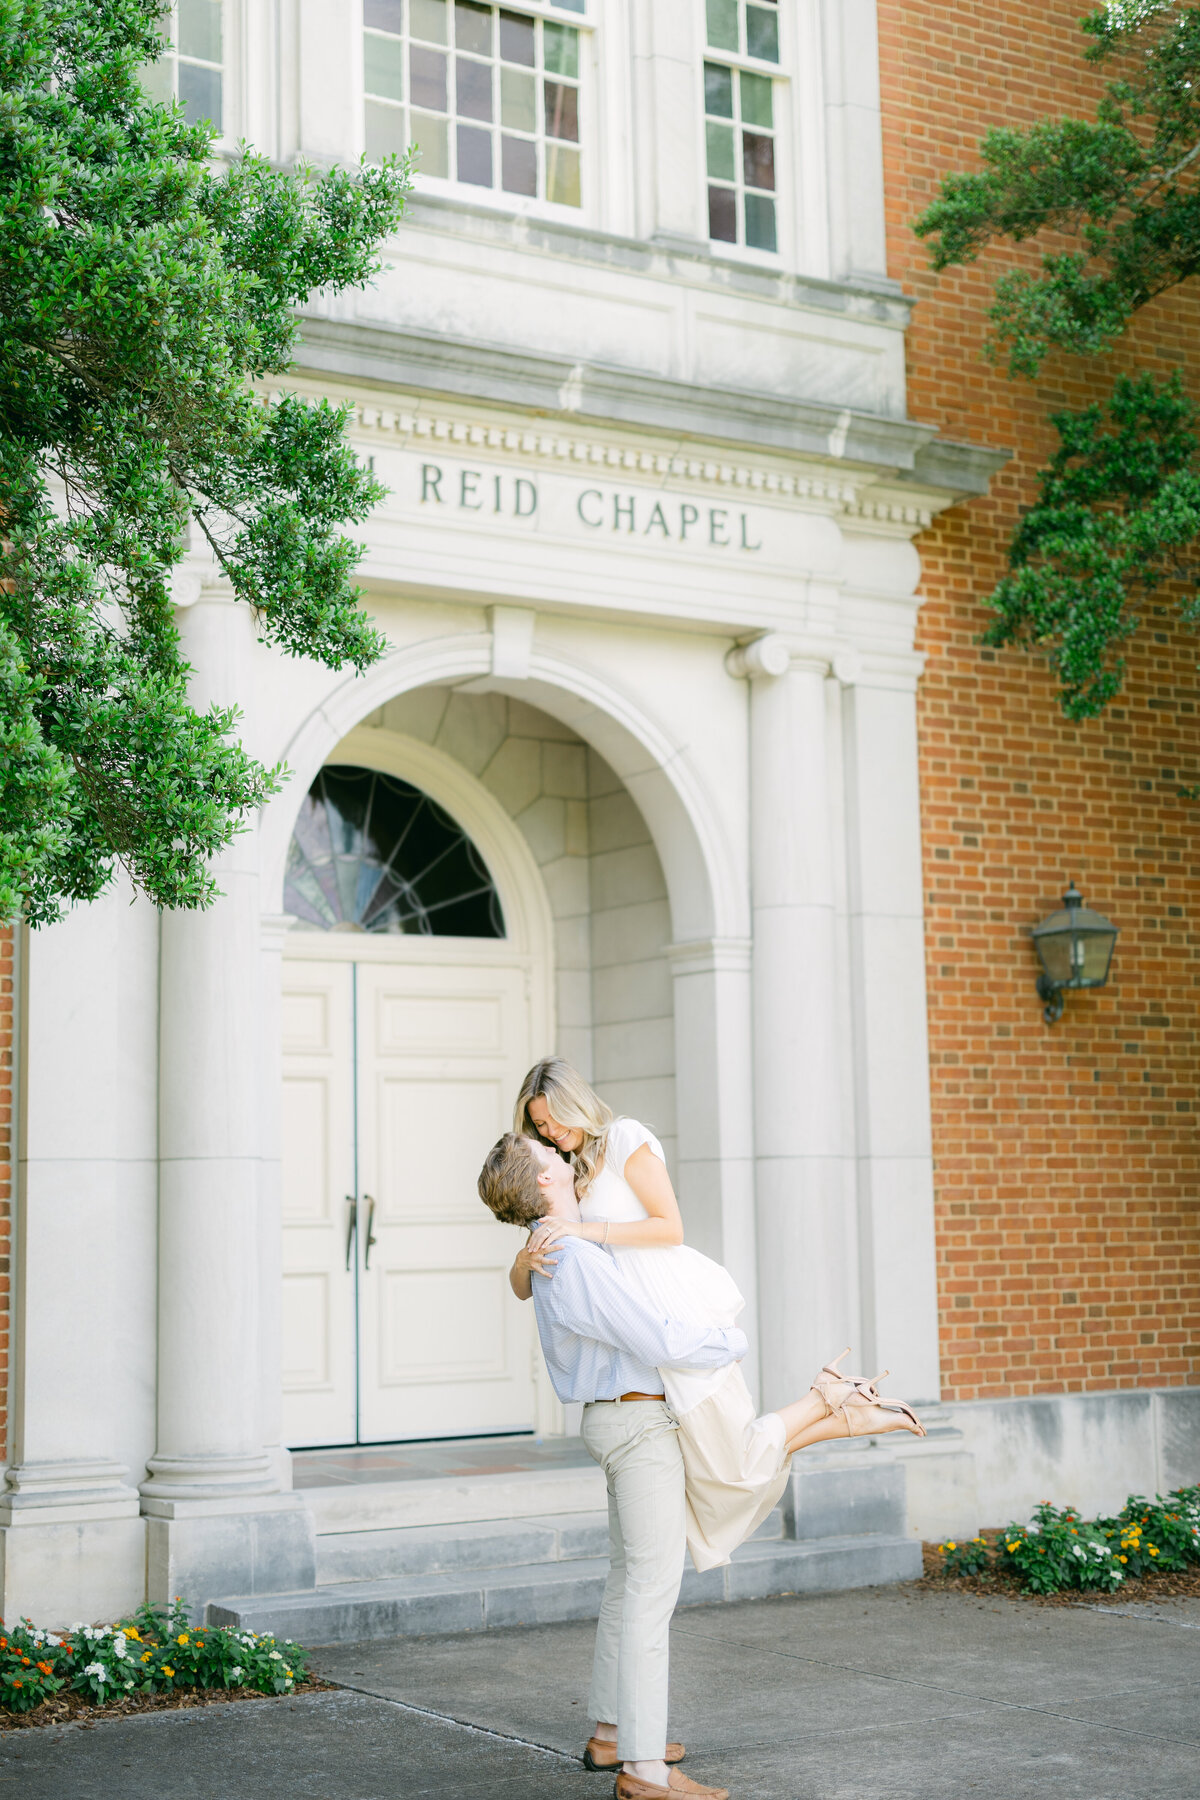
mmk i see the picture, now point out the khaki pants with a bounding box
[581,1398,686,1762]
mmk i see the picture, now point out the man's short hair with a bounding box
[478,1132,546,1228]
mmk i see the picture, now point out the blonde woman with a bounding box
[509,1056,924,1573]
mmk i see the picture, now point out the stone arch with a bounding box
[261,631,742,950]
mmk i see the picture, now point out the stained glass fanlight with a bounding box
[285,765,505,937]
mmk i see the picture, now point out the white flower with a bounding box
[269,1650,283,1661]
[68,1623,82,1634]
[230,1666,243,1682]
[113,1634,128,1660]
[84,1662,106,1681]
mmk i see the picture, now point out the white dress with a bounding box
[578,1118,791,1572]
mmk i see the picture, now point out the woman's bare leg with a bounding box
[769,1392,830,1447]
[784,1401,922,1457]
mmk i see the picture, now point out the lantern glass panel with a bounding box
[1035,930,1074,987]
[1076,928,1116,986]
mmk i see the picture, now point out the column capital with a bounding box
[726,635,868,685]
[725,634,791,680]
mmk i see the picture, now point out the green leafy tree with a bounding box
[0,0,411,925]
[914,1,1200,720]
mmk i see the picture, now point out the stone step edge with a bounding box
[300,1465,607,1535]
[313,1507,785,1586]
[209,1533,923,1644]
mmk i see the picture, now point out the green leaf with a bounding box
[0,0,413,924]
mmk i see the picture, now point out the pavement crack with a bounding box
[320,1679,578,1762]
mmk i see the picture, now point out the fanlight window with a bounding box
[285,764,506,938]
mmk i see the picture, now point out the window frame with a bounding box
[359,0,599,226]
[144,0,240,151]
[698,0,792,268]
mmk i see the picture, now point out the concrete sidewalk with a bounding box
[2,1585,1198,1799]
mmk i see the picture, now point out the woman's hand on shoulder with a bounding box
[530,1217,590,1248]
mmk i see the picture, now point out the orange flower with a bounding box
[11,1680,21,1690]
[36,1662,52,1676]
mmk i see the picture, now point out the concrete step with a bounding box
[315,1511,612,1585]
[208,1531,920,1645]
[316,1504,785,1585]
[301,1465,607,1537]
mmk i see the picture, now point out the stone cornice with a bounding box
[291,317,1003,506]
[279,341,1006,531]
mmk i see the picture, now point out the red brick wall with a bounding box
[879,0,1200,1400]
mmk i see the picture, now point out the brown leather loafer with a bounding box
[585,1738,685,1770]
[614,1772,729,1799]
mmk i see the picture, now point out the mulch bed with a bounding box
[0,1676,337,1734]
[917,1537,1200,1607]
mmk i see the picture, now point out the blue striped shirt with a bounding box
[531,1236,747,1404]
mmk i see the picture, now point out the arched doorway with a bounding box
[278,749,551,1448]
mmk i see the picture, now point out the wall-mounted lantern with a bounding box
[1032,882,1119,1024]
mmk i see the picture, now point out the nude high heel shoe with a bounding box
[840,1396,926,1439]
[809,1348,887,1416]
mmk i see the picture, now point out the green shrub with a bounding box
[997,1502,1122,1595]
[937,1535,992,1577]
[0,1598,310,1715]
[1095,1488,1200,1578]
[936,1485,1200,1596]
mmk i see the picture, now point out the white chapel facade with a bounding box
[6,0,1003,1623]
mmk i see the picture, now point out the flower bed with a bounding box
[0,1599,312,1718]
[935,1484,1200,1596]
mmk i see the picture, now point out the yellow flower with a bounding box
[1119,1556,1128,1563]
[163,1665,175,1678]
[140,1652,151,1663]
[1006,1542,1018,1552]
[285,1668,293,1677]
[125,1627,141,1642]
[176,1633,189,1646]
[1149,1547,1159,1556]
[946,1541,957,1551]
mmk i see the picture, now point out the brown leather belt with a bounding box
[616,1390,665,1402]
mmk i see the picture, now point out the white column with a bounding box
[668,938,759,1401]
[140,593,313,1612]
[1,888,157,1626]
[736,638,860,1411]
[629,0,707,248]
[819,0,888,283]
[843,660,941,1400]
[295,0,359,166]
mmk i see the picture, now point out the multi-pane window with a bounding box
[704,0,779,64]
[364,1,584,209]
[141,0,224,132]
[703,0,779,253]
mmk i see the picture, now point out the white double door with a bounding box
[280,950,538,1447]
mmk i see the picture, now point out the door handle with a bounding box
[363,1194,378,1270]
[344,1194,357,1272]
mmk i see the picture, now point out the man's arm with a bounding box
[543,1242,747,1370]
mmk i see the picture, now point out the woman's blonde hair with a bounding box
[513,1057,612,1197]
